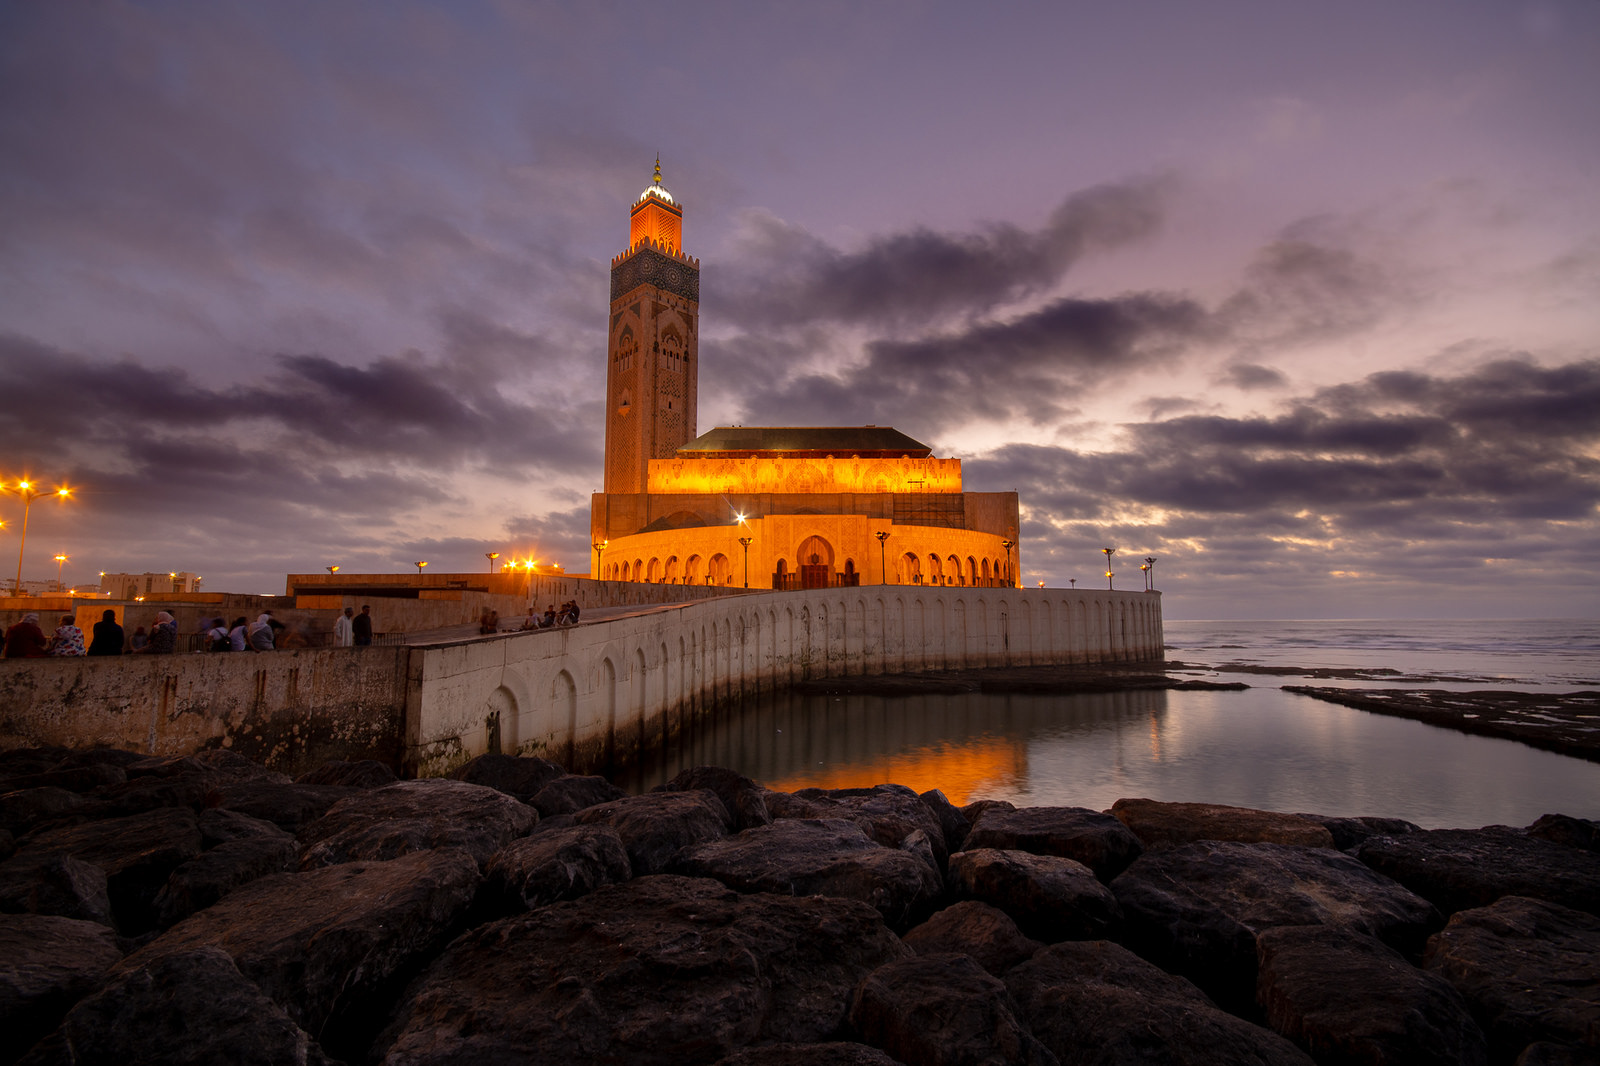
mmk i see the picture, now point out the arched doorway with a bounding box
[797,535,834,590]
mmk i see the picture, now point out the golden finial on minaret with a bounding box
[653,155,662,186]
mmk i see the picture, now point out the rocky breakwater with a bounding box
[0,748,1596,1066]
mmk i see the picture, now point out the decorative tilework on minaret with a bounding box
[604,159,700,495]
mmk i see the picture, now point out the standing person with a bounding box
[351,604,373,647]
[48,615,86,656]
[227,617,249,652]
[87,609,124,656]
[334,607,355,647]
[4,613,49,658]
[143,611,177,654]
[247,613,276,651]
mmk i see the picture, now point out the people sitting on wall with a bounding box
[248,613,277,651]
[48,615,86,656]
[228,617,249,652]
[4,613,49,658]
[129,625,149,651]
[557,601,580,626]
[141,612,177,654]
[88,609,124,656]
[519,607,539,631]
[479,608,499,635]
[207,617,232,652]
[540,605,557,628]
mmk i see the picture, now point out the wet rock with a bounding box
[900,900,1043,976]
[530,773,626,817]
[0,787,96,838]
[795,785,949,868]
[1256,924,1487,1066]
[1,807,202,934]
[673,818,942,929]
[378,874,910,1065]
[574,790,732,875]
[298,779,537,870]
[962,806,1142,882]
[918,789,970,852]
[52,749,148,772]
[1525,813,1600,853]
[848,952,1057,1066]
[1112,798,1335,849]
[205,780,357,831]
[1425,895,1600,1063]
[484,823,632,910]
[960,798,1015,824]
[194,807,292,847]
[658,765,773,831]
[154,833,297,928]
[947,848,1121,943]
[1355,827,1600,916]
[18,946,340,1066]
[712,1043,904,1066]
[1006,940,1314,1066]
[0,853,113,926]
[762,788,829,820]
[448,752,565,802]
[1295,814,1421,851]
[295,759,399,789]
[122,847,480,1054]
[1111,841,1441,1013]
[0,913,125,1062]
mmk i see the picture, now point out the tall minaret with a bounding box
[603,157,700,495]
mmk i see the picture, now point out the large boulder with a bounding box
[1355,827,1600,917]
[0,764,126,795]
[119,847,480,1055]
[657,766,773,832]
[1112,798,1335,849]
[449,753,565,802]
[484,823,632,910]
[1525,813,1599,853]
[0,787,98,838]
[295,759,399,789]
[793,785,950,868]
[153,810,298,928]
[848,952,1058,1066]
[0,853,112,926]
[1255,924,1487,1066]
[297,778,537,870]
[17,946,339,1066]
[918,789,970,852]
[378,874,911,1065]
[530,773,626,817]
[1294,813,1421,851]
[0,913,125,1062]
[900,900,1043,977]
[1111,841,1440,1013]
[1425,895,1600,1064]
[574,790,733,875]
[1005,940,1314,1066]
[946,848,1121,943]
[962,806,1142,882]
[673,818,942,929]
[205,780,358,831]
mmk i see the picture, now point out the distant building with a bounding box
[589,161,1020,589]
[100,571,202,600]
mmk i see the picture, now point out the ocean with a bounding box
[619,618,1600,828]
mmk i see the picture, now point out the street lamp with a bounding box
[1144,556,1157,591]
[415,561,428,574]
[1102,547,1116,590]
[1037,580,1045,589]
[738,536,753,588]
[6,480,71,597]
[486,552,500,573]
[874,530,891,584]
[1069,578,1076,589]
[54,553,69,592]
[593,540,607,579]
[1001,540,1014,588]
[326,565,340,576]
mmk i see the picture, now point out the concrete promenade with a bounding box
[0,583,1163,777]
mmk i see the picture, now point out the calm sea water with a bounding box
[618,619,1600,828]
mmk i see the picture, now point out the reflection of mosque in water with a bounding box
[616,688,1172,807]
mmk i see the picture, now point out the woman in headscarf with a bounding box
[141,611,177,654]
[3,613,48,658]
[48,614,85,656]
[248,613,276,651]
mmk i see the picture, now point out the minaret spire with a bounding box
[654,154,662,186]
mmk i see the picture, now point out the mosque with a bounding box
[589,161,1021,591]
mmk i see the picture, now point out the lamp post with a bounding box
[738,536,753,588]
[326,565,340,576]
[1001,540,1014,588]
[415,561,428,574]
[1139,562,1150,591]
[875,530,890,584]
[7,481,71,597]
[1102,547,1116,590]
[1069,578,1076,589]
[54,553,68,592]
[1144,556,1157,591]
[593,541,607,579]
[486,552,500,573]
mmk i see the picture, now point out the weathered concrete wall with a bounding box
[406,587,1163,778]
[0,647,410,776]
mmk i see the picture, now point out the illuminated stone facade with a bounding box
[591,164,1020,590]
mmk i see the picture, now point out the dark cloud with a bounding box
[1219,362,1288,390]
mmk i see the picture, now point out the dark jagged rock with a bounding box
[122,847,480,1055]
[378,874,911,1065]
[962,806,1143,882]
[918,789,970,852]
[53,748,154,772]
[946,848,1121,943]
[295,759,399,789]
[0,853,112,926]
[848,952,1058,1066]
[657,765,773,832]
[1526,813,1600,853]
[0,807,203,934]
[194,807,292,848]
[793,784,950,869]
[205,780,358,831]
[1256,924,1487,1066]
[0,913,125,1062]
[448,752,565,802]
[1111,841,1441,1014]
[712,1043,905,1065]
[1516,1044,1600,1066]
[1425,896,1600,1064]
[297,779,537,870]
[762,788,828,819]
[1112,798,1335,849]
[1295,814,1421,851]
[672,818,943,930]
[484,823,632,910]
[574,789,732,875]
[154,826,297,929]
[530,773,626,816]
[0,787,97,838]
[17,946,340,1066]
[1355,827,1600,917]
[900,900,1042,976]
[1006,940,1314,1066]
[0,764,127,795]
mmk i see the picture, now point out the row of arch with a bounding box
[898,551,1012,587]
[606,553,733,584]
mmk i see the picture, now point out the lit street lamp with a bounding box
[1069,578,1076,589]
[6,481,72,596]
[54,553,69,592]
[415,561,428,574]
[1102,547,1116,590]
[875,530,890,584]
[326,565,340,576]
[1144,556,1157,591]
[738,536,754,588]
[1001,539,1014,588]
[486,552,500,573]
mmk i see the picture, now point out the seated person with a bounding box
[519,608,539,631]
[540,605,557,628]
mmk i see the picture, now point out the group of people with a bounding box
[2,603,378,657]
[517,601,580,630]
[332,605,374,647]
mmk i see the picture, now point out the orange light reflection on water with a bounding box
[761,736,1026,807]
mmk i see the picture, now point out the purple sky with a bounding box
[2,1,1596,618]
